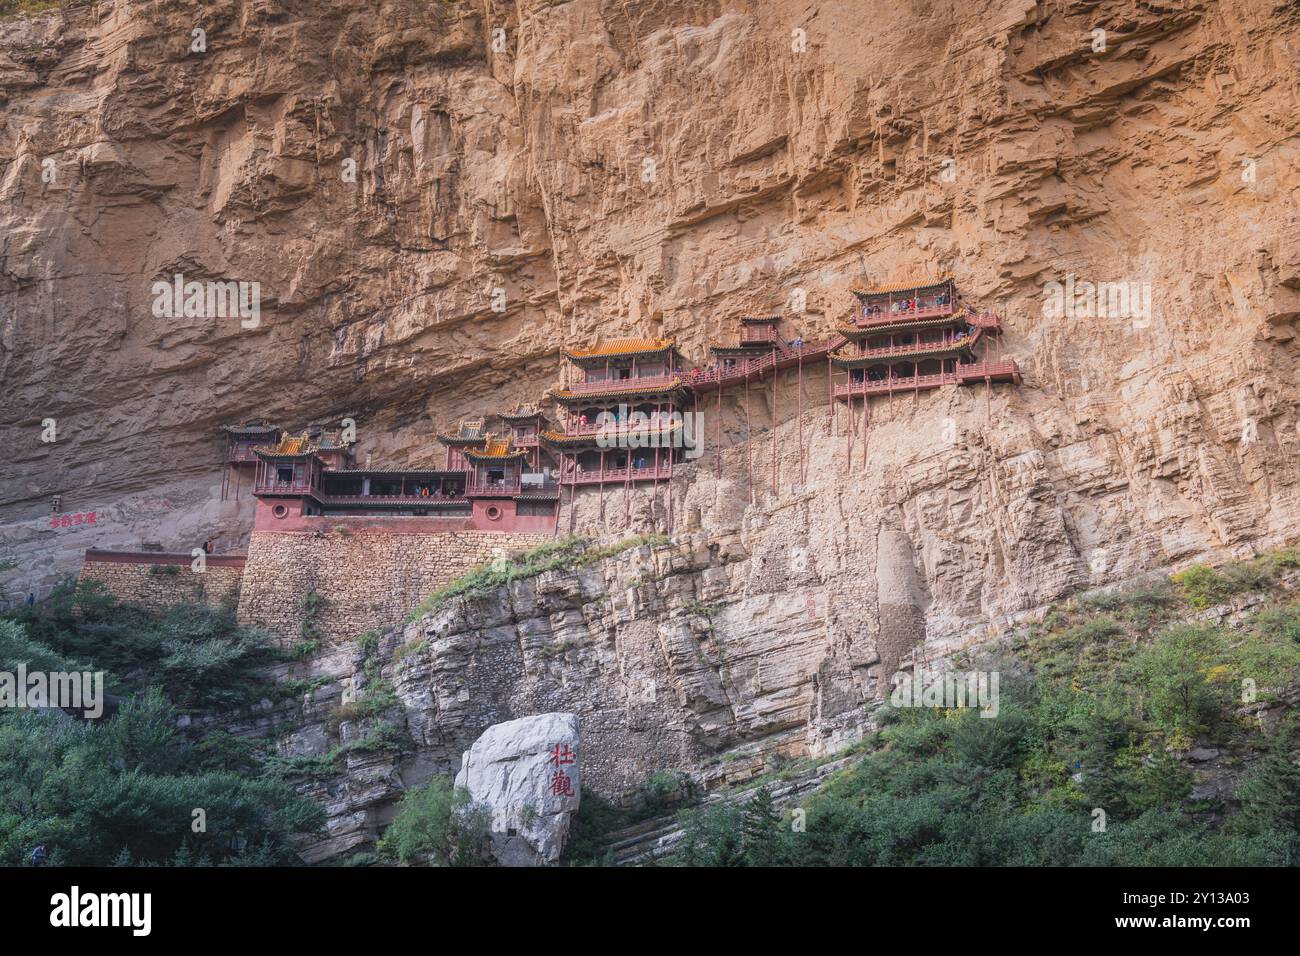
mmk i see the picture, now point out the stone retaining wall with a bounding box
[235,527,553,645]
[78,551,245,610]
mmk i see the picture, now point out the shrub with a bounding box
[1174,558,1276,609]
[636,769,693,817]
[378,776,490,866]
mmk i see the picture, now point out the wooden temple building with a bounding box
[541,338,690,529]
[220,421,282,500]
[220,278,1020,535]
[831,278,1019,398]
[228,413,560,532]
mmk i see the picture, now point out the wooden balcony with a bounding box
[254,479,315,495]
[562,419,679,437]
[685,335,847,392]
[845,329,983,362]
[317,493,468,507]
[835,370,959,399]
[855,301,958,328]
[564,373,682,395]
[834,358,1020,400]
[560,464,674,486]
[957,358,1021,384]
[468,477,522,496]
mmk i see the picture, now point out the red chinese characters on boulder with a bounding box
[548,742,576,797]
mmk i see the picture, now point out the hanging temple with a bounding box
[220,278,1021,536]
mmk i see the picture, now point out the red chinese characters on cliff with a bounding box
[50,512,97,530]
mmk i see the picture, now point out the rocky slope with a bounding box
[3,0,1299,607]
[237,536,1299,863]
[256,535,866,862]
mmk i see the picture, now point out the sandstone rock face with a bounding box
[4,0,1300,859]
[454,712,580,865]
[3,0,1299,622]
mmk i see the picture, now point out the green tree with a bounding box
[740,786,781,866]
[1128,624,1225,746]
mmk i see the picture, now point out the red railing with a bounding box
[845,327,984,362]
[834,357,1020,399]
[957,358,1020,382]
[254,480,315,495]
[468,477,522,495]
[561,465,673,485]
[317,493,468,506]
[563,374,682,395]
[855,298,958,326]
[562,418,679,436]
[685,335,847,390]
[836,371,960,398]
[516,480,561,496]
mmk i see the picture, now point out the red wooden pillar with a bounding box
[847,391,855,472]
[666,447,673,535]
[862,391,869,471]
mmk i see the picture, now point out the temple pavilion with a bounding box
[541,338,689,487]
[831,277,1019,399]
[220,420,282,499]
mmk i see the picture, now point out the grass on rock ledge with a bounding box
[406,533,669,622]
[0,0,63,17]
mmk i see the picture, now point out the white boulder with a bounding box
[454,713,581,865]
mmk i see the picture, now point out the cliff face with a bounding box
[4,0,1300,624]
[268,536,876,862]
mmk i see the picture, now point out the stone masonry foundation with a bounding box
[235,527,553,645]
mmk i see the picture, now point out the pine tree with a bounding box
[741,786,781,866]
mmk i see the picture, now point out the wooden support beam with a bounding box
[715,382,722,480]
[862,390,869,472]
[745,371,753,506]
[797,350,805,486]
[771,346,778,498]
